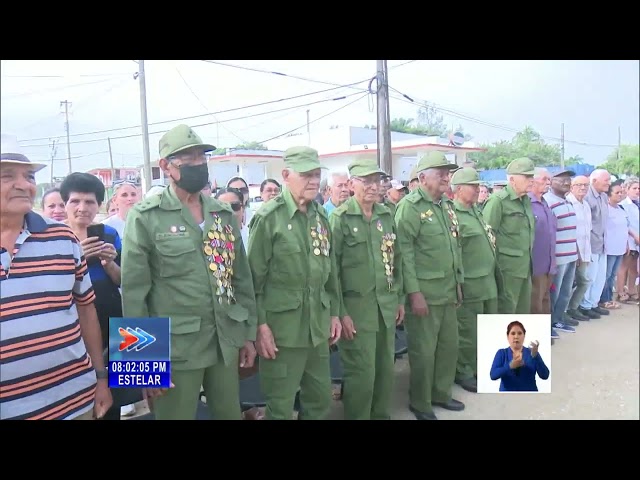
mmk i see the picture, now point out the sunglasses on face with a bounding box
[229,202,243,212]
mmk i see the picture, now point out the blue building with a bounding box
[479,164,596,184]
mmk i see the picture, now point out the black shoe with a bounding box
[593,306,610,315]
[455,377,477,393]
[432,399,465,411]
[579,307,600,319]
[567,309,589,321]
[562,315,580,326]
[409,405,437,420]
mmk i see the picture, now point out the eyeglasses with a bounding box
[228,202,243,212]
[352,176,379,186]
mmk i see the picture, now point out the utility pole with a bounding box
[60,100,72,174]
[617,126,621,160]
[107,137,115,196]
[49,139,58,185]
[137,60,152,192]
[376,60,393,176]
[306,109,311,146]
[560,123,565,168]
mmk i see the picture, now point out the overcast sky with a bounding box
[1,59,638,184]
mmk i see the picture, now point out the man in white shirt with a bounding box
[566,175,594,320]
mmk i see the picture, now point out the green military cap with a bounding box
[493,180,507,186]
[159,124,216,159]
[415,151,459,172]
[283,146,327,173]
[348,158,385,177]
[409,165,418,181]
[450,167,482,186]
[506,157,535,176]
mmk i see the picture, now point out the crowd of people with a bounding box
[1,125,638,420]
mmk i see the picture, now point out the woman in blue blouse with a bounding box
[490,321,550,392]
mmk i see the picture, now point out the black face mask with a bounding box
[174,163,210,194]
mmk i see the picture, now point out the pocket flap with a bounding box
[416,270,445,280]
[499,247,523,257]
[156,240,196,256]
[279,242,301,254]
[264,292,302,312]
[170,315,201,334]
[227,303,249,322]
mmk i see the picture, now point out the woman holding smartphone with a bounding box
[60,173,132,420]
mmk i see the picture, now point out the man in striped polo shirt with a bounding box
[0,134,112,420]
[544,169,580,334]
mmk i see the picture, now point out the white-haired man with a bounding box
[578,169,612,318]
[323,170,350,214]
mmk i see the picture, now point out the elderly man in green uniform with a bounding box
[247,146,342,420]
[395,151,464,421]
[121,124,258,420]
[329,159,405,420]
[482,158,535,314]
[450,168,500,393]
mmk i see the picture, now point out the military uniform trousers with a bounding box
[455,298,498,382]
[498,273,532,314]
[339,309,395,420]
[260,342,331,420]
[153,342,242,420]
[405,304,458,413]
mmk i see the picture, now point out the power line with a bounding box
[258,93,369,144]
[389,60,417,70]
[28,77,134,141]
[200,60,372,93]
[20,92,364,148]
[19,82,368,143]
[1,78,119,100]
[174,66,246,145]
[2,73,131,78]
[387,85,618,149]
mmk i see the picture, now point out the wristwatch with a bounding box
[95,369,108,380]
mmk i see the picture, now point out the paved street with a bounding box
[123,302,638,421]
[331,302,639,420]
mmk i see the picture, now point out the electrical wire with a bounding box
[20,92,365,148]
[2,73,131,78]
[389,60,417,70]
[200,60,372,93]
[174,66,248,145]
[19,81,369,143]
[387,85,619,148]
[1,78,119,100]
[257,93,369,144]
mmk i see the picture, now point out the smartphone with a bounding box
[86,224,105,241]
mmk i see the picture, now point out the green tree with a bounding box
[599,144,640,176]
[233,141,268,150]
[469,126,562,169]
[365,105,472,141]
[211,141,268,156]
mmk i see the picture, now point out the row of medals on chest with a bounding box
[204,218,235,302]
